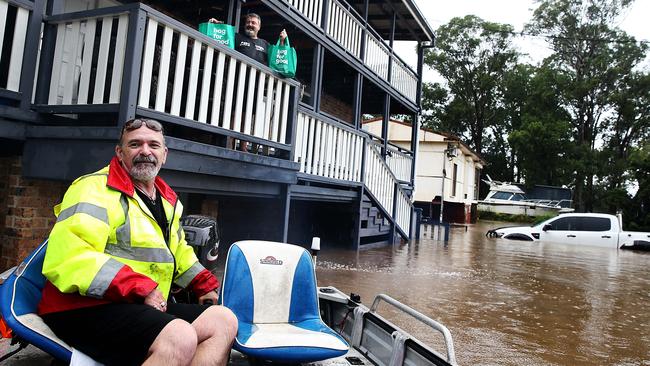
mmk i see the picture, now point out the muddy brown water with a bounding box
[314,221,650,366]
[2,221,649,365]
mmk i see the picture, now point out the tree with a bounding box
[424,15,519,156]
[525,0,646,211]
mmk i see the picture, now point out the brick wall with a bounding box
[0,157,68,271]
[320,92,354,123]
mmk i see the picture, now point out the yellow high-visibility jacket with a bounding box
[38,157,218,314]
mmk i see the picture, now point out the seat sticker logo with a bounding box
[260,256,283,265]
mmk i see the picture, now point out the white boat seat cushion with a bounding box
[221,241,348,363]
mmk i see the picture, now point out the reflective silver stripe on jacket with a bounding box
[177,226,183,241]
[115,195,131,246]
[105,194,174,263]
[174,261,205,288]
[87,258,123,298]
[57,202,109,224]
[105,245,174,263]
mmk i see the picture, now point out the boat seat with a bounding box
[0,240,100,365]
[220,240,349,363]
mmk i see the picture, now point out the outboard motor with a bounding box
[180,215,220,272]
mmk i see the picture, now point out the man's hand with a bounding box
[279,29,288,45]
[144,288,167,312]
[198,290,219,305]
[208,18,224,24]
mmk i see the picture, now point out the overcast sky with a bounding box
[396,0,650,82]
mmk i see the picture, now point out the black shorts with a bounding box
[42,303,210,366]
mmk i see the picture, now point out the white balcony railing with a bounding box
[137,15,294,144]
[43,5,296,147]
[326,0,363,59]
[386,145,413,182]
[283,0,323,26]
[364,31,390,81]
[294,111,363,182]
[0,0,30,93]
[390,55,418,102]
[47,13,129,105]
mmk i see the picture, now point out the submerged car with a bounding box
[486,213,650,249]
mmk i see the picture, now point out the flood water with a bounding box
[314,221,650,366]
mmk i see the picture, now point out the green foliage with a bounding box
[424,15,519,155]
[422,0,650,228]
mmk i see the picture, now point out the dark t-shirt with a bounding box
[136,189,169,244]
[235,33,269,65]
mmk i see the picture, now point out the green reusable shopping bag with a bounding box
[268,37,297,78]
[198,22,235,49]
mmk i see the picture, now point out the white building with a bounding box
[363,118,484,223]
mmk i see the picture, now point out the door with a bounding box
[538,216,579,244]
[573,217,618,248]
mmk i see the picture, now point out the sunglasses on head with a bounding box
[122,118,163,132]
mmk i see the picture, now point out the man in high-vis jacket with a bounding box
[38,118,237,366]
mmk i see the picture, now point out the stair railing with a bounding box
[365,141,412,238]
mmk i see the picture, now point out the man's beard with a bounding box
[245,27,256,37]
[130,155,160,182]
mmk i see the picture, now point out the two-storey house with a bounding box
[0,0,434,270]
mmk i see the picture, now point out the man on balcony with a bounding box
[38,118,238,366]
[210,13,287,65]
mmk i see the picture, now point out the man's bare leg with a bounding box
[144,319,198,366]
[190,305,238,366]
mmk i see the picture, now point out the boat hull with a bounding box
[478,201,563,217]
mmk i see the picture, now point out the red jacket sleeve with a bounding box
[103,266,159,302]
[188,269,220,297]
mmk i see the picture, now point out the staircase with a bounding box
[359,194,392,246]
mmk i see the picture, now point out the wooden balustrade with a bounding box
[47,12,129,105]
[386,145,413,182]
[137,15,294,145]
[42,5,296,147]
[326,0,363,59]
[0,0,30,93]
[283,0,323,26]
[364,32,390,80]
[294,111,363,182]
[390,55,418,102]
[365,141,412,236]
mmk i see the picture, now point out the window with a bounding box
[576,217,611,231]
[512,193,526,201]
[492,191,514,200]
[546,217,577,231]
[546,216,611,231]
[452,164,458,197]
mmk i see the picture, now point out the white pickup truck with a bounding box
[486,213,650,249]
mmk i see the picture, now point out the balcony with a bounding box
[1,1,415,239]
[36,3,300,159]
[283,0,419,104]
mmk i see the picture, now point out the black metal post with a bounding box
[381,94,390,158]
[281,184,291,242]
[321,0,330,32]
[228,0,242,29]
[18,0,44,109]
[33,1,59,105]
[118,8,147,125]
[288,85,300,161]
[352,73,363,129]
[312,45,324,112]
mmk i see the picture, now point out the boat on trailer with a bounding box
[478,176,574,218]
